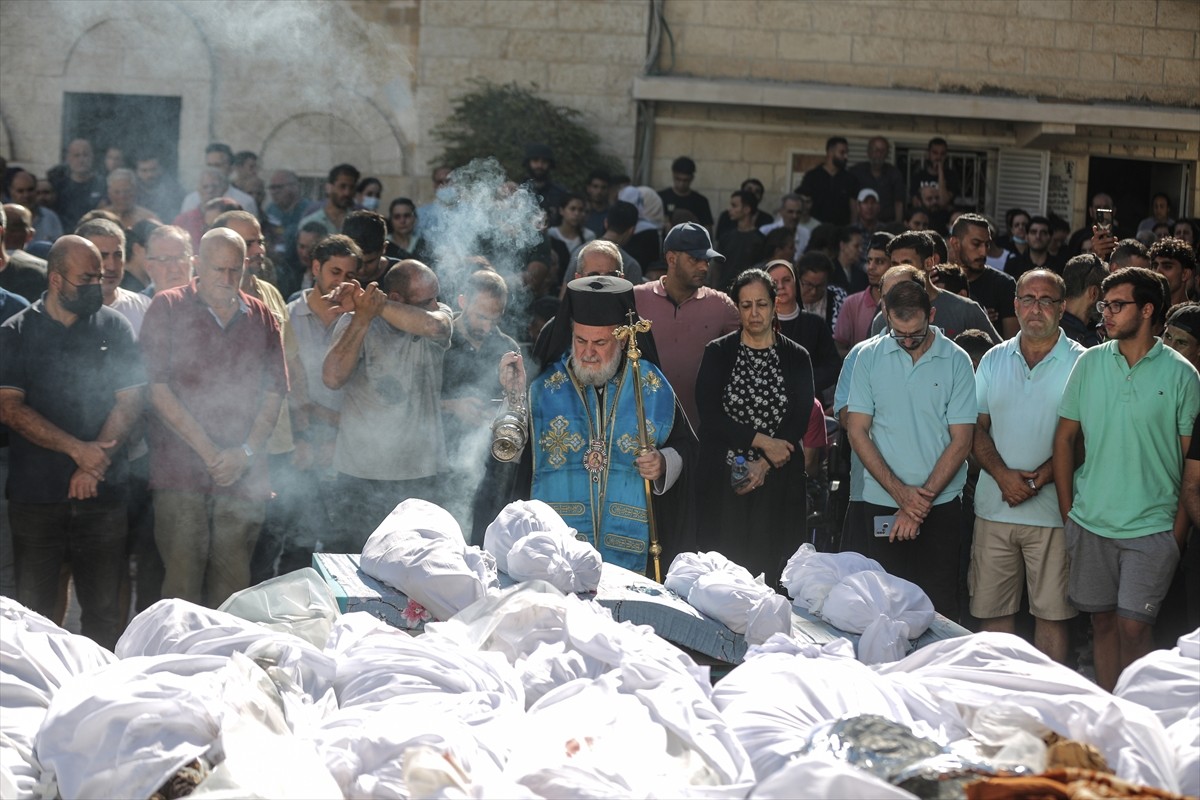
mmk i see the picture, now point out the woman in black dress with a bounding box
[695,268,815,589]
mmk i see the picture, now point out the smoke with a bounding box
[426,157,545,283]
[423,157,545,539]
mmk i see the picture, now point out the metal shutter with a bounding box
[994,149,1050,217]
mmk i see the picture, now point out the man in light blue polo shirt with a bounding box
[846,279,976,619]
[971,270,1085,663]
[834,264,925,556]
[1053,266,1200,691]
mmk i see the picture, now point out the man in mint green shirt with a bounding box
[846,279,976,620]
[972,270,1085,663]
[1053,267,1200,691]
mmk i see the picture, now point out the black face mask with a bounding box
[61,281,104,317]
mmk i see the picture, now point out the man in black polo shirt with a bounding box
[796,137,860,227]
[0,235,144,649]
[952,213,1018,339]
[658,156,714,230]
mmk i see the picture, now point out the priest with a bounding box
[492,276,694,575]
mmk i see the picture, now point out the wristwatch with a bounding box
[241,443,254,459]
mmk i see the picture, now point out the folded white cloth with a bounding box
[712,649,919,781]
[665,551,750,597]
[817,571,935,664]
[359,498,499,620]
[687,571,792,645]
[1114,628,1200,729]
[780,543,884,614]
[117,599,336,705]
[484,500,602,593]
[218,568,341,648]
[875,632,1181,794]
[0,598,117,799]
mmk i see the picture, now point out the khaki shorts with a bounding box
[968,517,1076,621]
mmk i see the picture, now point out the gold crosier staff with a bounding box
[614,310,662,582]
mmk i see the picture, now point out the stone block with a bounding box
[1112,0,1157,26]
[421,0,489,27]
[1163,56,1200,87]
[808,3,870,34]
[1078,51,1116,80]
[732,28,777,59]
[942,11,1003,43]
[1017,0,1072,19]
[777,31,853,62]
[421,56,472,88]
[421,25,507,59]
[869,7,944,38]
[483,0,559,29]
[1157,0,1200,30]
[1114,52,1164,81]
[547,62,605,95]
[825,62,893,87]
[755,0,811,30]
[1028,47,1081,77]
[693,131,745,162]
[556,0,645,34]
[1073,0,1114,21]
[987,44,1027,73]
[1054,21,1094,49]
[655,126,696,161]
[468,59,549,87]
[891,67,940,91]
[1002,17,1058,47]
[903,42,950,67]
[852,34,906,65]
[701,0,760,28]
[1091,23,1144,52]
[682,24,735,57]
[1143,28,1196,58]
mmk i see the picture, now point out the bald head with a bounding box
[3,203,33,250]
[383,259,440,308]
[199,226,246,262]
[47,234,101,277]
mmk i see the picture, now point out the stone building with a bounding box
[1,0,1196,227]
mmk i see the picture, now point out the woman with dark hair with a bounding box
[1137,192,1175,234]
[355,177,383,211]
[1173,218,1199,248]
[695,268,815,588]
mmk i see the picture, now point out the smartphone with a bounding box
[1095,208,1113,234]
[874,515,896,538]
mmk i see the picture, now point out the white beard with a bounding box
[571,351,621,386]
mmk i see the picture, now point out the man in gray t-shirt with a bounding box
[322,260,452,551]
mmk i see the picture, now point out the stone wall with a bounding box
[657,0,1199,108]
[410,0,647,203]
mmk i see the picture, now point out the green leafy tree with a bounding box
[432,80,624,193]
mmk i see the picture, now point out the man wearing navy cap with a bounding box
[633,222,739,431]
[498,275,692,574]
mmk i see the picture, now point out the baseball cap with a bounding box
[857,188,880,202]
[663,222,724,262]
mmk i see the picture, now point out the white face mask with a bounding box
[361,196,380,211]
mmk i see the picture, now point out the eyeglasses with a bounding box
[147,255,190,264]
[1096,299,1135,315]
[1017,295,1063,309]
[888,326,930,346]
[268,183,295,191]
[799,279,826,292]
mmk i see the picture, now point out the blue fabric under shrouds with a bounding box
[530,353,675,573]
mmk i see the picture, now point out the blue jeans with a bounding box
[10,499,127,649]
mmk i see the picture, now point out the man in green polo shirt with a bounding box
[1053,267,1200,691]
[846,279,977,620]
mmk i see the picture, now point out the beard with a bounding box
[571,350,621,386]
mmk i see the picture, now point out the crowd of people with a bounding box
[0,135,1197,691]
